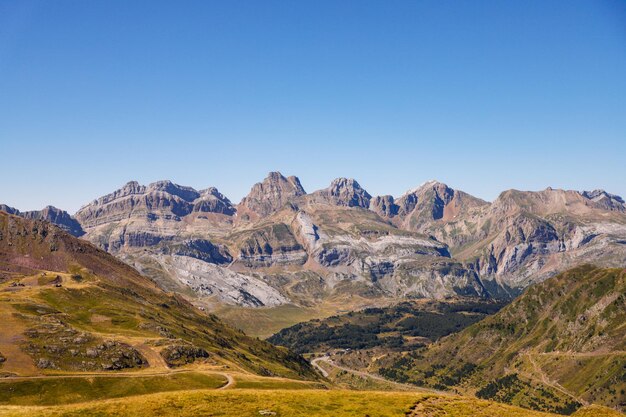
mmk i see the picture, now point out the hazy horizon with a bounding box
[2,1,625,212]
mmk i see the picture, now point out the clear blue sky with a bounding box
[1,0,625,213]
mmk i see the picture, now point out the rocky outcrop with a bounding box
[292,211,325,252]
[311,178,372,208]
[0,204,19,215]
[159,254,289,307]
[159,239,232,265]
[396,181,488,228]
[77,181,192,227]
[370,183,626,296]
[22,206,85,237]
[313,234,450,279]
[450,188,626,292]
[580,189,625,212]
[478,214,561,281]
[396,192,418,215]
[238,172,306,218]
[193,187,235,215]
[24,322,148,372]
[73,180,235,253]
[370,195,399,217]
[160,344,210,367]
[0,205,84,237]
[76,180,233,229]
[234,223,308,268]
[383,260,488,298]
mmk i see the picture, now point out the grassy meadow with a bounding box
[1,388,621,417]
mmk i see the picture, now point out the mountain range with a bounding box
[3,172,625,330]
[1,176,624,415]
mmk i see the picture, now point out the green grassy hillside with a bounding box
[0,212,317,380]
[376,265,626,414]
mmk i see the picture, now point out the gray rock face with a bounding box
[313,234,450,279]
[394,181,488,227]
[396,193,418,216]
[580,189,625,211]
[193,188,236,215]
[159,254,289,307]
[75,180,233,229]
[0,204,19,215]
[149,180,200,202]
[292,211,324,252]
[73,180,235,253]
[370,195,399,217]
[479,214,561,278]
[235,223,308,268]
[369,182,626,297]
[160,239,232,265]
[382,260,488,299]
[238,172,306,218]
[312,178,372,208]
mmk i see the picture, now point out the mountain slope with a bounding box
[373,184,626,296]
[0,205,84,237]
[238,171,306,220]
[376,265,626,413]
[85,175,488,317]
[268,298,506,354]
[0,211,316,380]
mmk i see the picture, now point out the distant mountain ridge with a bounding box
[3,172,625,313]
[0,204,84,237]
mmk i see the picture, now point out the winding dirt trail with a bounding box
[310,357,329,377]
[522,352,588,406]
[311,356,444,394]
[0,368,224,381]
[217,372,235,390]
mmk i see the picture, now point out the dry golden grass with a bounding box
[0,390,552,417]
[3,388,618,417]
[571,405,625,417]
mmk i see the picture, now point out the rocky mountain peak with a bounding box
[76,179,236,229]
[400,180,444,197]
[0,204,84,237]
[122,180,142,190]
[314,177,372,208]
[238,172,306,217]
[580,189,625,211]
[119,180,145,195]
[148,180,200,202]
[199,187,223,197]
[491,187,626,216]
[370,195,399,217]
[0,204,19,215]
[193,187,236,215]
[83,181,147,209]
[417,180,452,197]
